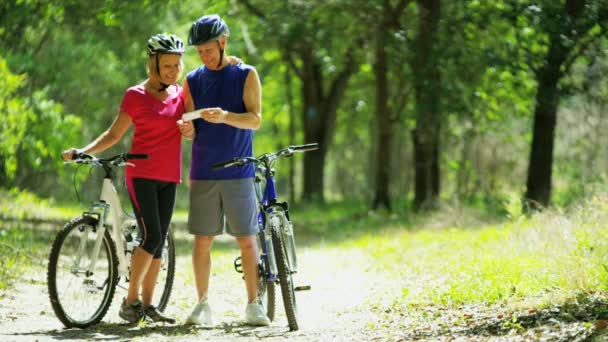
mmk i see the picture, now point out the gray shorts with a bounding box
[188,178,258,237]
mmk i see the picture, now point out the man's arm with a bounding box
[179,80,196,140]
[200,68,262,130]
[182,79,195,113]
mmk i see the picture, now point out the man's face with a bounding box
[196,37,226,68]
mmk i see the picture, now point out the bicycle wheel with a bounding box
[47,215,119,328]
[258,258,276,321]
[124,222,175,311]
[153,230,175,311]
[270,216,299,331]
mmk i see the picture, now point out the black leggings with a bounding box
[126,178,176,258]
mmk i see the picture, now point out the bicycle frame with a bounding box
[84,177,129,277]
[255,166,280,282]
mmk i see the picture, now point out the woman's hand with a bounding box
[227,55,242,65]
[61,148,80,161]
[177,119,195,139]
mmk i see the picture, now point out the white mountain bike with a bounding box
[47,152,175,328]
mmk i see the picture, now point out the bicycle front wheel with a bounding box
[270,217,299,331]
[258,261,276,321]
[47,215,119,328]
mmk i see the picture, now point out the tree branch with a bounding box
[236,0,266,20]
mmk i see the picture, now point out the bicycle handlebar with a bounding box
[211,143,319,170]
[290,143,319,152]
[69,152,149,166]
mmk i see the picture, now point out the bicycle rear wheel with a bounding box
[47,215,119,328]
[153,230,175,310]
[270,216,299,331]
[123,222,175,311]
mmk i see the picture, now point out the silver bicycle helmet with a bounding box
[147,33,185,56]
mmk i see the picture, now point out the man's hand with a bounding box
[177,119,195,139]
[201,107,228,124]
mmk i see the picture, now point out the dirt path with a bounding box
[2,235,607,341]
[0,240,395,342]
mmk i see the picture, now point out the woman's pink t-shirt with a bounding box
[120,84,184,183]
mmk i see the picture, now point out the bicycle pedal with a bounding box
[294,285,311,291]
[234,256,243,273]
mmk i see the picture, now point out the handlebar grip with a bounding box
[126,153,149,160]
[212,158,239,170]
[291,143,319,152]
[72,152,92,160]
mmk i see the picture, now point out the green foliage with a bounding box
[0,0,607,209]
[0,56,82,189]
[0,57,28,178]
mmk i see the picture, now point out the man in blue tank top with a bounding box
[178,14,270,327]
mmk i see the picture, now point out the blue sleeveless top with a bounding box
[187,63,255,179]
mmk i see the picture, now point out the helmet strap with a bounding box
[155,54,160,76]
[217,40,224,68]
[154,53,170,92]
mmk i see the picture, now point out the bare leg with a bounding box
[193,236,214,300]
[236,235,259,303]
[140,258,161,306]
[126,247,153,304]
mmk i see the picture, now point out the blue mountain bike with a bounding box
[213,143,318,331]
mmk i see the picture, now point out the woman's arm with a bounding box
[62,111,131,160]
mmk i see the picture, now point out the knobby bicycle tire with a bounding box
[47,215,119,328]
[155,230,175,311]
[270,218,299,331]
[122,221,176,312]
[259,258,276,321]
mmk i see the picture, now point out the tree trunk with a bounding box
[284,65,297,204]
[524,41,566,209]
[295,43,359,202]
[524,0,588,210]
[412,0,441,210]
[372,5,392,211]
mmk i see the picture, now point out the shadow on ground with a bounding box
[385,293,608,341]
[10,321,293,341]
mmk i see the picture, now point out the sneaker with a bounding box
[245,302,271,326]
[186,298,213,327]
[119,298,145,323]
[144,304,176,324]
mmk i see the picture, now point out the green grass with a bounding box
[343,194,608,310]
[0,227,52,291]
[0,187,81,220]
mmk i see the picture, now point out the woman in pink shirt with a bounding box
[62,33,193,324]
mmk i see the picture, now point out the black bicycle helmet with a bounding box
[147,33,185,55]
[188,14,230,46]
